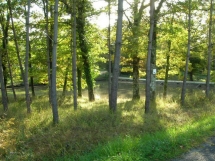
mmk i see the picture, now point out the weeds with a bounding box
[1,89,215,160]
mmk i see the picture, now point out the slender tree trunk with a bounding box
[206,0,213,97]
[150,21,157,101]
[72,0,77,110]
[5,41,16,101]
[77,1,95,102]
[109,0,123,112]
[181,0,191,105]
[0,51,8,111]
[25,0,32,113]
[132,56,140,100]
[8,0,25,82]
[62,58,70,97]
[77,67,82,97]
[42,0,53,104]
[145,0,155,113]
[163,41,171,98]
[51,0,59,124]
[108,0,112,105]
[0,13,10,88]
[29,44,35,97]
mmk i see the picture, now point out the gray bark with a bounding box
[181,0,191,105]
[51,0,59,124]
[145,0,155,113]
[108,0,112,105]
[72,0,77,110]
[206,0,213,97]
[0,51,8,111]
[42,0,52,104]
[25,0,31,113]
[163,41,171,98]
[109,0,123,112]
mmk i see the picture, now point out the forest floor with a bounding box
[2,79,215,160]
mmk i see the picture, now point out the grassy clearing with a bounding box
[1,87,215,160]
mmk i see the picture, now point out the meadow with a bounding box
[1,81,215,160]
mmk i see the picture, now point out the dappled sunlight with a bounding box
[2,90,215,160]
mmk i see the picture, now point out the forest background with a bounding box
[0,0,215,160]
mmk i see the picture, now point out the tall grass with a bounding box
[1,89,215,160]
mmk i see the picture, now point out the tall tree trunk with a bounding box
[0,51,8,111]
[0,13,10,88]
[163,13,174,99]
[51,0,59,124]
[42,0,53,104]
[109,0,123,112]
[206,0,213,97]
[77,0,94,101]
[108,0,112,105]
[149,0,165,101]
[29,44,35,97]
[7,0,25,83]
[72,0,77,110]
[181,0,191,105]
[62,58,70,97]
[77,67,82,97]
[5,40,16,101]
[25,0,31,113]
[130,1,148,100]
[132,56,140,100]
[145,0,155,113]
[163,41,171,98]
[150,21,157,101]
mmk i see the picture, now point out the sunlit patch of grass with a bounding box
[1,90,215,160]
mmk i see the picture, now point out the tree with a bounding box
[76,0,95,102]
[72,0,78,110]
[0,43,8,111]
[150,0,165,101]
[145,0,155,113]
[24,0,31,113]
[51,0,59,124]
[109,0,123,112]
[42,0,53,104]
[181,0,191,105]
[125,0,150,100]
[206,0,213,97]
[7,0,25,84]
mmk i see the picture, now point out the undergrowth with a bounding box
[0,89,215,161]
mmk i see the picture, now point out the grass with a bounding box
[1,86,215,160]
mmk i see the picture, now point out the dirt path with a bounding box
[171,136,215,161]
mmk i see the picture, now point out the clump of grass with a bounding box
[1,90,215,161]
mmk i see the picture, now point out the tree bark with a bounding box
[108,0,112,105]
[109,0,123,112]
[206,0,213,97]
[77,67,82,97]
[145,0,155,113]
[51,0,59,124]
[163,41,171,98]
[8,0,25,82]
[25,0,32,113]
[76,0,95,101]
[72,0,78,110]
[181,0,191,105]
[29,44,35,97]
[0,51,8,111]
[132,56,140,100]
[42,0,53,104]
[62,58,70,97]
